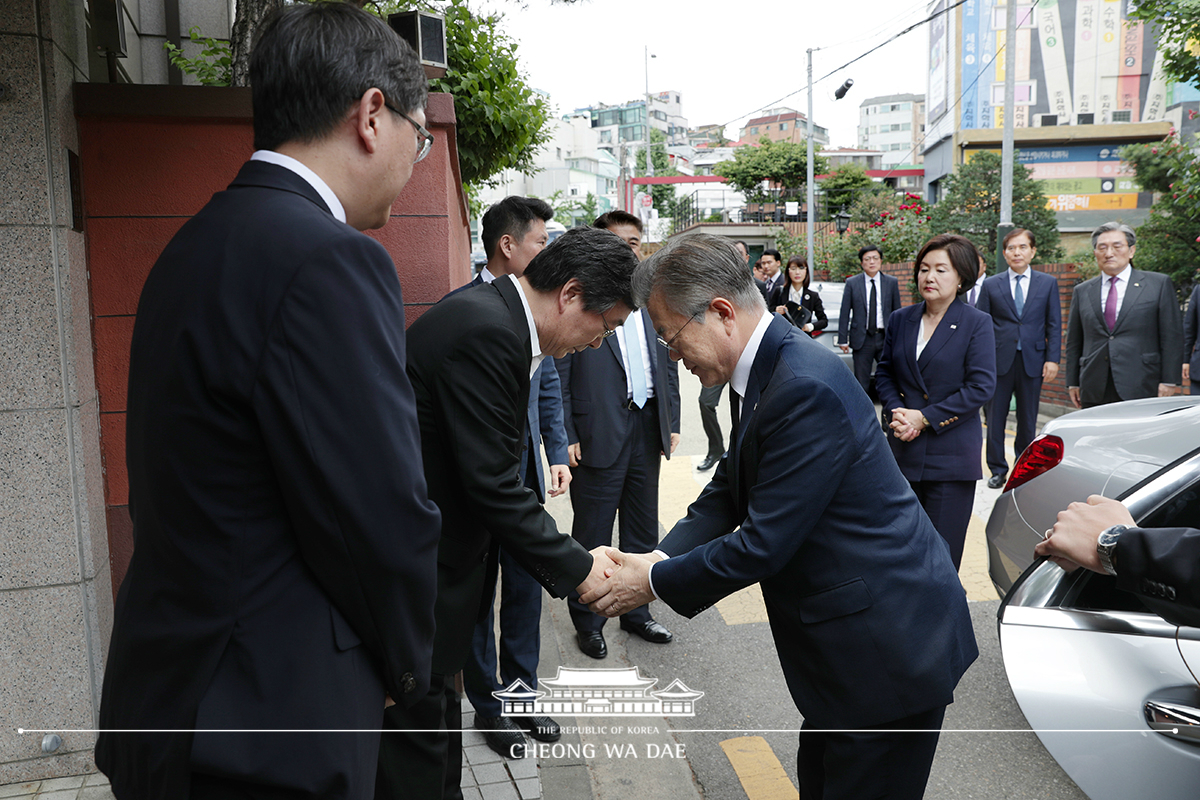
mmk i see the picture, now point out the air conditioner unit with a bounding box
[1077,113,1095,125]
[388,11,447,79]
[1111,110,1132,123]
[1039,114,1058,127]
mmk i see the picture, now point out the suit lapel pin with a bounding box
[950,324,957,329]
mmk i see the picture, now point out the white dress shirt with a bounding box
[615,311,656,400]
[865,273,884,329]
[502,275,544,378]
[250,150,346,223]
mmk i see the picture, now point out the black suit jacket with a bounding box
[1065,268,1183,402]
[768,284,828,333]
[1184,285,1200,381]
[838,272,902,349]
[95,161,441,800]
[976,269,1062,377]
[555,309,681,469]
[406,277,593,673]
[652,316,977,728]
[1117,527,1200,627]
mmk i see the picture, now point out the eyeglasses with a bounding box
[656,313,701,354]
[1004,244,1031,253]
[1094,243,1128,254]
[384,101,434,163]
[599,309,617,339]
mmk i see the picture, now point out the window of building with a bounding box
[780,122,788,131]
[600,129,612,143]
[901,122,911,131]
[890,104,901,112]
[1111,110,1132,122]
[901,102,911,110]
[751,127,759,134]
[556,148,562,160]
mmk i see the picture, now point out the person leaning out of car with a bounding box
[1036,495,1200,625]
[769,255,827,335]
[875,234,997,569]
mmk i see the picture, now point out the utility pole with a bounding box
[806,48,815,267]
[645,46,655,178]
[997,0,1018,270]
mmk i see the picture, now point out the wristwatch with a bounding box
[1097,524,1128,576]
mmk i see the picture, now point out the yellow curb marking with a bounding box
[720,736,798,800]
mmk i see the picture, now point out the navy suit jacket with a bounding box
[875,300,997,483]
[96,161,441,800]
[651,316,977,728]
[1117,526,1200,628]
[455,275,569,500]
[976,269,1061,377]
[1184,285,1200,380]
[837,271,902,349]
[556,309,680,470]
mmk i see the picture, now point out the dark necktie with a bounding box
[868,278,878,332]
[1104,276,1118,331]
[730,389,740,434]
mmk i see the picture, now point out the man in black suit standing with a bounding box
[760,247,785,298]
[95,6,441,800]
[1065,221,1183,408]
[977,228,1062,488]
[584,233,976,800]
[838,245,902,394]
[1182,283,1200,394]
[378,227,638,798]
[556,212,681,659]
[461,196,569,756]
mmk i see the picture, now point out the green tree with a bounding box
[1120,134,1200,295]
[820,163,879,214]
[1129,1,1200,89]
[544,190,600,228]
[928,150,1063,264]
[634,128,679,215]
[815,193,933,280]
[714,137,828,200]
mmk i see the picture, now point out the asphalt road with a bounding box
[529,364,1090,800]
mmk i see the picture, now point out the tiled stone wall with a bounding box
[0,0,111,783]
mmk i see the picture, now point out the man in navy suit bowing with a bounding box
[977,228,1062,488]
[584,233,976,800]
[556,211,681,659]
[96,6,441,799]
[838,245,902,394]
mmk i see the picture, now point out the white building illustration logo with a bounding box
[493,666,704,717]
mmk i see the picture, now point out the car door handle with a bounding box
[1144,700,1200,743]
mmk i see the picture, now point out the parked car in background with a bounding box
[989,395,1200,800]
[803,281,854,374]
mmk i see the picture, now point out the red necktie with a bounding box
[1104,276,1118,331]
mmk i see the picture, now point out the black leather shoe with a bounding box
[987,474,1007,490]
[476,715,527,758]
[514,715,562,742]
[697,454,720,471]
[620,618,673,643]
[577,631,607,659]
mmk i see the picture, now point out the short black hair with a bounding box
[858,245,882,262]
[250,3,428,151]
[785,256,811,290]
[761,248,782,262]
[594,210,643,233]
[913,234,983,295]
[481,196,554,259]
[1003,228,1036,249]
[524,227,638,313]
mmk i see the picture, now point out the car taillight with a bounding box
[1003,434,1064,492]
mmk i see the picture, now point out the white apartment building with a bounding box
[858,94,926,167]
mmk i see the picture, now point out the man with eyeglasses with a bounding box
[976,228,1061,489]
[1065,221,1183,409]
[581,233,976,800]
[380,227,639,798]
[553,215,681,660]
[95,5,441,800]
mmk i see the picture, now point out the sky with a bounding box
[473,0,938,148]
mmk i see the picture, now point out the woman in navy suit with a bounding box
[769,255,827,335]
[875,234,996,568]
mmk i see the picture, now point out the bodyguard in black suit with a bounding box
[976,228,1062,487]
[557,212,681,657]
[95,7,441,800]
[1183,284,1200,394]
[838,245,902,393]
[378,228,639,798]
[585,234,976,800]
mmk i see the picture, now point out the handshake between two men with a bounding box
[577,548,664,618]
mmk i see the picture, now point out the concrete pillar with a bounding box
[0,0,112,783]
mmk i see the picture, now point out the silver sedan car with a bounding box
[987,395,1200,799]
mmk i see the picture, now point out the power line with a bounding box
[718,0,969,134]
